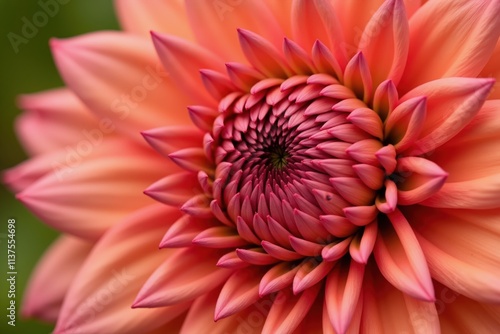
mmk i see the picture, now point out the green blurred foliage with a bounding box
[0,1,119,333]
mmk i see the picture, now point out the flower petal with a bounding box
[22,236,92,322]
[15,88,99,156]
[325,260,365,334]
[133,247,232,307]
[362,269,440,333]
[16,139,169,240]
[51,32,192,141]
[185,0,283,63]
[53,205,189,334]
[411,206,500,303]
[374,209,435,301]
[151,31,225,106]
[399,0,500,92]
[358,0,409,87]
[400,77,494,155]
[115,0,194,40]
[262,283,321,334]
[215,267,266,320]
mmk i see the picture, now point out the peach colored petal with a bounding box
[399,0,500,92]
[160,215,216,248]
[411,206,500,303]
[358,0,409,87]
[15,88,99,156]
[16,139,170,240]
[325,260,365,334]
[54,205,189,334]
[151,31,225,106]
[400,77,494,155]
[431,100,500,181]
[185,0,283,63]
[144,171,201,207]
[262,283,321,334]
[292,0,347,67]
[51,32,192,141]
[215,267,266,320]
[180,288,268,334]
[115,0,194,40]
[361,269,440,333]
[266,0,293,37]
[437,285,500,333]
[133,247,232,308]
[374,209,435,301]
[480,40,500,99]
[22,235,92,323]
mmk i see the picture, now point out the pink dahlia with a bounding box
[4,0,500,333]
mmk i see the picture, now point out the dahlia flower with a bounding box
[4,0,500,333]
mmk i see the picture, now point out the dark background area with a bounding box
[0,1,119,333]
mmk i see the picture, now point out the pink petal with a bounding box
[133,247,231,307]
[374,209,435,301]
[15,88,98,156]
[358,0,409,87]
[384,96,426,152]
[372,79,398,120]
[344,52,372,103]
[53,205,189,334]
[401,77,494,155]
[350,222,378,264]
[395,157,448,205]
[141,125,203,158]
[192,226,248,248]
[151,31,225,106]
[185,0,284,63]
[215,268,265,320]
[325,260,365,334]
[115,0,194,40]
[180,288,268,334]
[480,39,500,99]
[259,262,301,296]
[16,139,169,240]
[160,215,215,248]
[51,32,191,141]
[293,259,335,293]
[399,0,500,92]
[237,29,292,78]
[22,236,92,322]
[144,171,200,207]
[262,283,321,334]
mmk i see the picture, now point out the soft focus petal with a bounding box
[22,236,92,323]
[115,0,194,40]
[51,31,192,141]
[185,0,284,63]
[15,139,170,240]
[54,205,189,334]
[15,88,99,156]
[399,0,500,92]
[480,40,500,99]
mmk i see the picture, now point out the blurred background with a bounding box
[0,1,119,333]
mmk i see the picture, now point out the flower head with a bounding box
[4,0,500,333]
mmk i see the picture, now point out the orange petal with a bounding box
[115,0,194,40]
[358,0,409,87]
[51,32,192,141]
[399,0,500,92]
[53,205,189,334]
[374,209,435,301]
